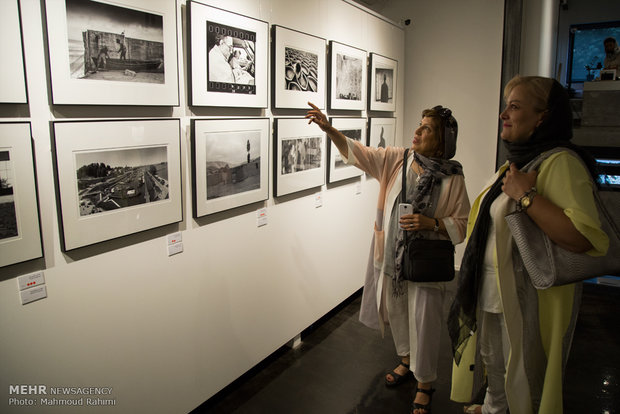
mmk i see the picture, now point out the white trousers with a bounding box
[385,279,446,383]
[480,311,510,414]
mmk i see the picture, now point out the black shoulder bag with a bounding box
[400,149,456,282]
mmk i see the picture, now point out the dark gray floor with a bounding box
[192,282,620,414]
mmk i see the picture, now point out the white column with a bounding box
[538,0,559,77]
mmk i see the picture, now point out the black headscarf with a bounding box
[447,78,597,365]
[502,79,597,172]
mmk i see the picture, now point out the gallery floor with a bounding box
[192,281,619,414]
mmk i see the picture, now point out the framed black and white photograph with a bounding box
[329,41,366,111]
[272,25,326,109]
[191,118,269,217]
[0,1,27,103]
[0,123,42,267]
[368,117,396,148]
[45,0,179,105]
[274,118,325,196]
[328,117,365,183]
[52,119,182,251]
[189,1,268,108]
[369,53,397,112]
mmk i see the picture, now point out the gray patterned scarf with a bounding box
[392,150,464,295]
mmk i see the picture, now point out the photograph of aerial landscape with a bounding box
[65,0,165,83]
[0,150,17,240]
[75,146,169,216]
[204,130,262,200]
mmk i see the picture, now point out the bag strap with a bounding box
[521,146,577,173]
[402,148,409,242]
[401,148,409,203]
[521,147,620,239]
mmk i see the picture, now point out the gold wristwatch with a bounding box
[517,187,537,212]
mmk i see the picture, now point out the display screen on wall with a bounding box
[567,21,620,84]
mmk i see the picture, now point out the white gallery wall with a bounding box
[1,1,404,413]
[0,0,508,413]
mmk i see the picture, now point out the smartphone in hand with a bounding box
[399,203,413,218]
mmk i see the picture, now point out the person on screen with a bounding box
[603,37,620,71]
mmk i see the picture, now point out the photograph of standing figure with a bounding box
[204,130,262,200]
[369,53,397,111]
[376,69,393,103]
